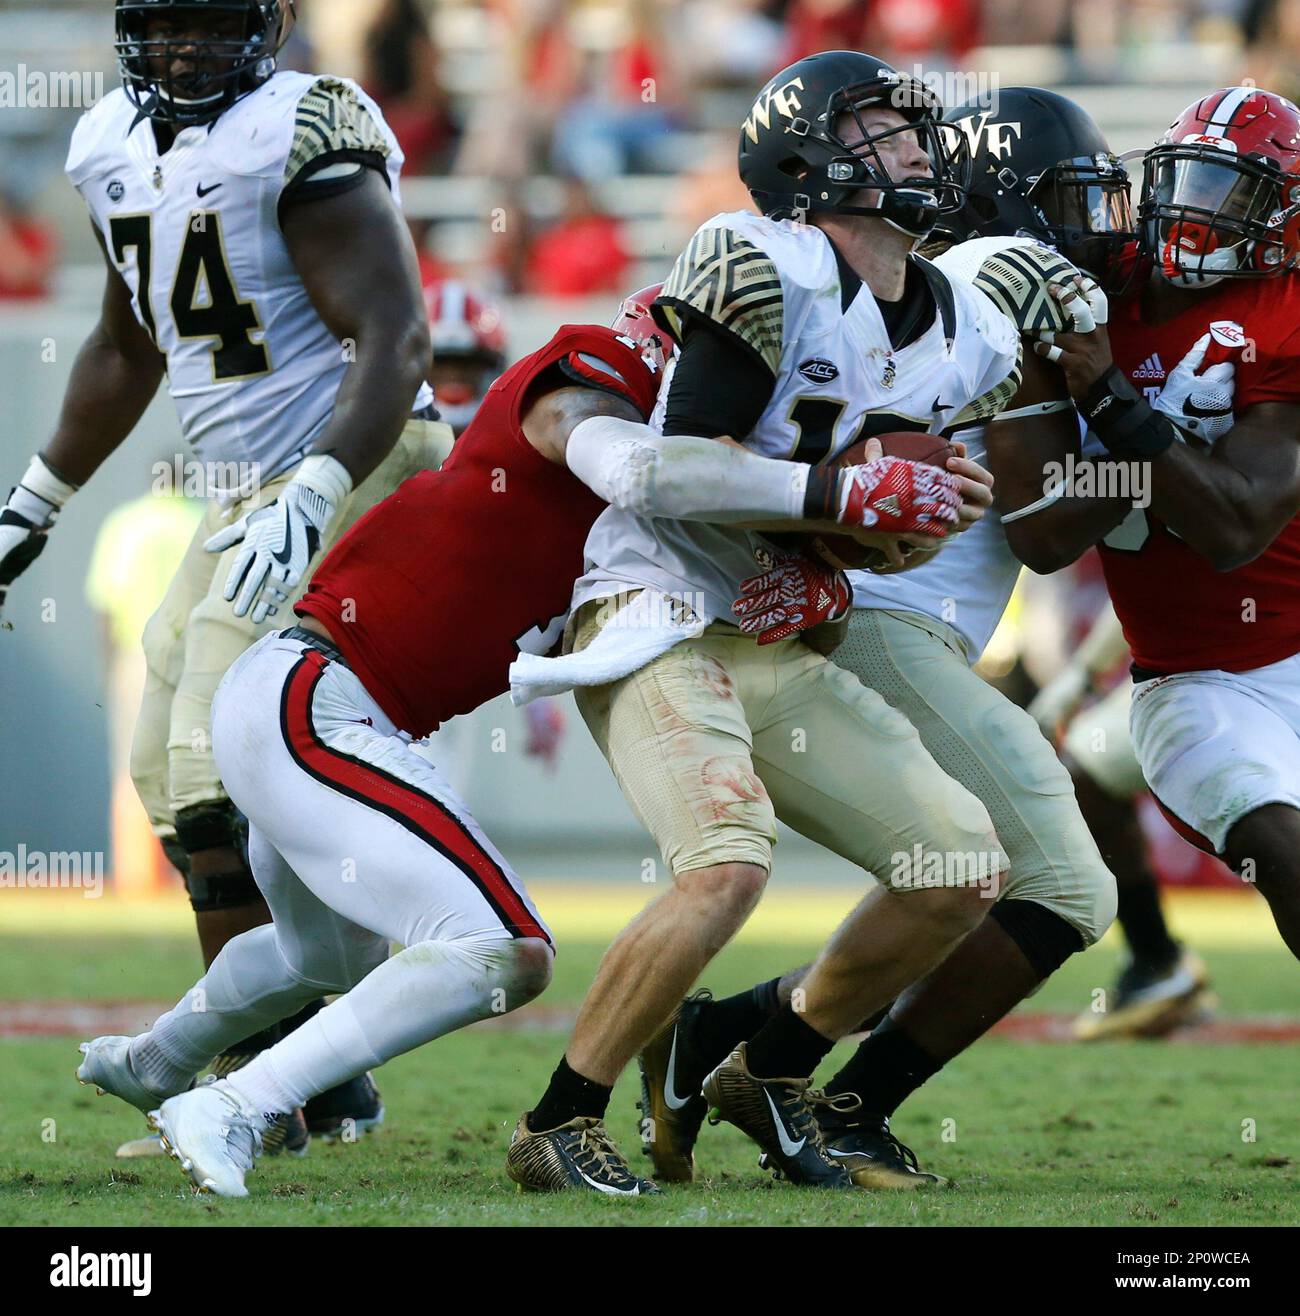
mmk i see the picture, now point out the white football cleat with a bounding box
[150,1079,268,1198]
[77,1036,177,1113]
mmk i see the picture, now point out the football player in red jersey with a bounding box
[422,278,568,764]
[1036,86,1300,966]
[74,292,969,1197]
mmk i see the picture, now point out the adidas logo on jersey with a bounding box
[1132,354,1166,380]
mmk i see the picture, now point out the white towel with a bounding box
[509,589,709,705]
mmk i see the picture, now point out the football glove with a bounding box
[1152,333,1236,446]
[732,552,851,646]
[205,454,352,624]
[837,456,961,537]
[0,455,78,620]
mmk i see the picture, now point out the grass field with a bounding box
[3,885,1298,1227]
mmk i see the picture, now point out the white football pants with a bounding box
[128,629,553,1113]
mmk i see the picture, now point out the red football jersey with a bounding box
[1099,273,1300,674]
[296,325,661,735]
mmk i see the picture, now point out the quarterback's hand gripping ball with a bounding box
[837,454,963,537]
[205,454,352,624]
[732,553,851,646]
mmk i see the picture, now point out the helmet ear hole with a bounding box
[777,156,809,181]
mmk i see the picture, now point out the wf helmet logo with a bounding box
[743,77,805,145]
[952,112,1023,162]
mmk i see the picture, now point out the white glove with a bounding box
[1028,663,1092,737]
[0,455,78,619]
[1152,332,1236,446]
[204,454,352,624]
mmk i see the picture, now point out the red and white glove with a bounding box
[732,552,851,645]
[836,456,961,537]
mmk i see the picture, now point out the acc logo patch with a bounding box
[1181,132,1238,153]
[798,358,839,384]
[107,179,125,202]
[1209,319,1245,349]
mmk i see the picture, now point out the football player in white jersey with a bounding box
[633,88,1142,1187]
[505,51,1019,1193]
[0,0,452,1149]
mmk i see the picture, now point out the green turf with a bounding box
[3,906,1298,1226]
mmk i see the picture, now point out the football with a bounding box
[803,432,956,571]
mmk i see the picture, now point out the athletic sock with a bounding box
[823,1019,941,1118]
[744,1005,835,1079]
[230,938,518,1115]
[691,977,783,1075]
[1117,881,1179,967]
[530,1056,613,1130]
[126,1035,196,1098]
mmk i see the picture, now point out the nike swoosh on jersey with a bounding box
[196,182,223,198]
[764,1090,805,1157]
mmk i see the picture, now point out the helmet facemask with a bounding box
[818,80,964,237]
[1024,154,1136,291]
[116,0,292,128]
[1141,143,1300,286]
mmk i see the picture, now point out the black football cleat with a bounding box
[702,1043,850,1188]
[636,990,714,1182]
[800,1090,945,1189]
[507,1114,660,1195]
[303,1073,385,1141]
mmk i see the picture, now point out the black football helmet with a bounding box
[116,0,297,128]
[737,50,962,238]
[938,87,1136,290]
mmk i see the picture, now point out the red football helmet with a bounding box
[610,283,670,375]
[424,279,508,433]
[1139,86,1300,285]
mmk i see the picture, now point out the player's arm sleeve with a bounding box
[278,79,394,224]
[564,414,828,525]
[660,318,774,439]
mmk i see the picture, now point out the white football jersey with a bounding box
[66,72,432,482]
[852,234,1083,661]
[572,211,1022,625]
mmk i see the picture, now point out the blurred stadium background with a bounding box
[1,0,1293,894]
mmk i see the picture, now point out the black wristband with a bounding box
[804,465,842,521]
[1079,365,1177,459]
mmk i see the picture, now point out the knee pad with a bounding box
[174,800,258,912]
[159,835,191,880]
[989,899,1085,981]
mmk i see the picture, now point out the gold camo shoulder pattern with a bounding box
[951,340,1024,428]
[970,243,1078,335]
[285,78,390,185]
[656,227,784,375]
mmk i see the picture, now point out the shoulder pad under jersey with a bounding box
[653,210,818,376]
